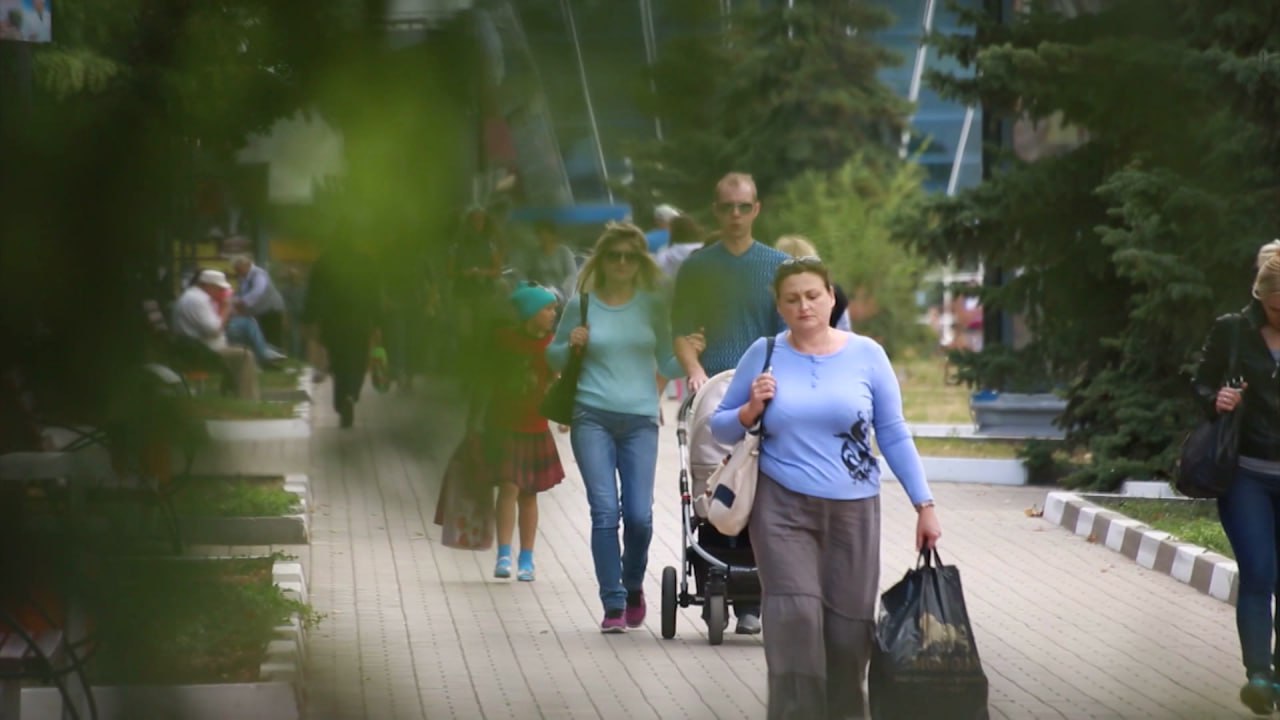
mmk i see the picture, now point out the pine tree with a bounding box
[631,0,909,206]
[919,0,1280,488]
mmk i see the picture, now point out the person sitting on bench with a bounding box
[171,270,260,400]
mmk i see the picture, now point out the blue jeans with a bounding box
[1219,466,1280,676]
[570,404,659,612]
[227,315,272,366]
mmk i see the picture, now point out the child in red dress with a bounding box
[490,283,565,581]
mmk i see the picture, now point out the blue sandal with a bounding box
[494,556,513,579]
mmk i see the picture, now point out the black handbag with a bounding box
[538,293,588,425]
[1176,317,1243,499]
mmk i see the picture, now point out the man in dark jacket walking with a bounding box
[303,237,382,429]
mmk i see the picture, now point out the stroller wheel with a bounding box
[661,566,678,639]
[707,593,726,646]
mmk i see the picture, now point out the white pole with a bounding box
[947,105,976,196]
[898,0,938,159]
[560,0,614,203]
[639,0,664,140]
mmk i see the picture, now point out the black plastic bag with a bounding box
[869,549,989,720]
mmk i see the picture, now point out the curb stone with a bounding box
[266,558,309,695]
[1044,491,1238,605]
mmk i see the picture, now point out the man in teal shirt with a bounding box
[671,172,787,635]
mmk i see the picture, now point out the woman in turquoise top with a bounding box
[548,223,685,633]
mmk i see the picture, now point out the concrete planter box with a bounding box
[204,408,311,442]
[970,392,1067,439]
[21,558,309,720]
[179,474,311,546]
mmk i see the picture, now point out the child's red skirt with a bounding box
[491,428,564,493]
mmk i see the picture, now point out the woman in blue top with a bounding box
[711,256,942,719]
[548,223,685,633]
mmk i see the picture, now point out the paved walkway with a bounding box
[219,378,1260,719]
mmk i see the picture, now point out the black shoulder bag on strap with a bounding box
[1176,317,1244,499]
[539,293,589,426]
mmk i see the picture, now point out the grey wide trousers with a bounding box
[752,472,880,720]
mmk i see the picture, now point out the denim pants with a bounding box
[227,315,272,365]
[570,403,659,612]
[1219,466,1280,676]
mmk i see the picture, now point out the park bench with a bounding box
[0,620,93,720]
[140,299,227,396]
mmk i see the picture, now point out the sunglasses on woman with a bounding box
[780,255,824,269]
[604,250,641,264]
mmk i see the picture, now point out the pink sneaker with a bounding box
[600,610,626,634]
[625,592,646,628]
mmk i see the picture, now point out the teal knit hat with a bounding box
[510,283,558,321]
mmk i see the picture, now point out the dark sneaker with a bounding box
[1241,673,1274,715]
[600,610,626,634]
[735,613,762,635]
[625,591,646,628]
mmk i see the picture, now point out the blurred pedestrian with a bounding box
[302,235,381,429]
[489,283,564,582]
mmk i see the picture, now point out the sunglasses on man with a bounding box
[714,201,756,215]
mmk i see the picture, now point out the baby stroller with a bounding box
[660,370,761,645]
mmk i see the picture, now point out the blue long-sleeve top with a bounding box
[710,333,933,504]
[548,290,684,418]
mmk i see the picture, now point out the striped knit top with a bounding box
[671,240,789,375]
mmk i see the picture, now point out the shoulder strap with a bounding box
[580,293,589,325]
[755,336,776,433]
[1228,314,1241,380]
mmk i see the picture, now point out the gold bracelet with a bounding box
[914,500,936,512]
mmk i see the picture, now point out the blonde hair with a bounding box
[1253,254,1280,299]
[577,222,662,293]
[715,172,758,201]
[776,234,819,259]
[1258,240,1280,270]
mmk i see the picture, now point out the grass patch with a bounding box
[1090,496,1231,558]
[182,396,297,420]
[260,367,304,390]
[909,437,1026,459]
[172,476,299,517]
[896,351,972,424]
[87,556,320,684]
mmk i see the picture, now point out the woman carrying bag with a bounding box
[710,256,941,719]
[1192,254,1280,714]
[548,223,684,633]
